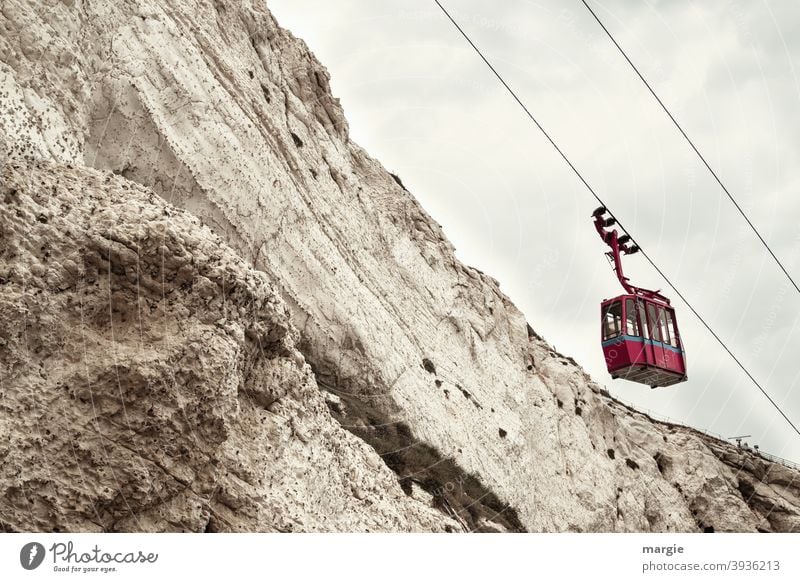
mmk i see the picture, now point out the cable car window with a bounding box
[646,303,661,342]
[665,310,679,348]
[602,301,623,340]
[625,299,640,336]
[658,308,671,345]
[637,300,647,338]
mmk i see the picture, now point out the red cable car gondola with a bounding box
[593,207,687,388]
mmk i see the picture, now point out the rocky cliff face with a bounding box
[0,160,454,532]
[1,0,798,532]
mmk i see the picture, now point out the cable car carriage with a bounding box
[593,207,687,388]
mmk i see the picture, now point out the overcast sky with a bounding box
[268,0,800,462]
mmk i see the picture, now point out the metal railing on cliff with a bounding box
[606,392,800,473]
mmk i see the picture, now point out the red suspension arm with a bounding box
[592,207,670,304]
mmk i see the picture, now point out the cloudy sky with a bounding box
[268,0,800,461]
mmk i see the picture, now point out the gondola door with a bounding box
[645,301,667,368]
[633,298,652,367]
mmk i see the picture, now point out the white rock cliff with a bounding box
[1,0,798,532]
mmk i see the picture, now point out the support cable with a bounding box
[433,0,800,437]
[580,0,800,295]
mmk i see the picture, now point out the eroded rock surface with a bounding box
[1,0,798,532]
[0,161,454,532]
